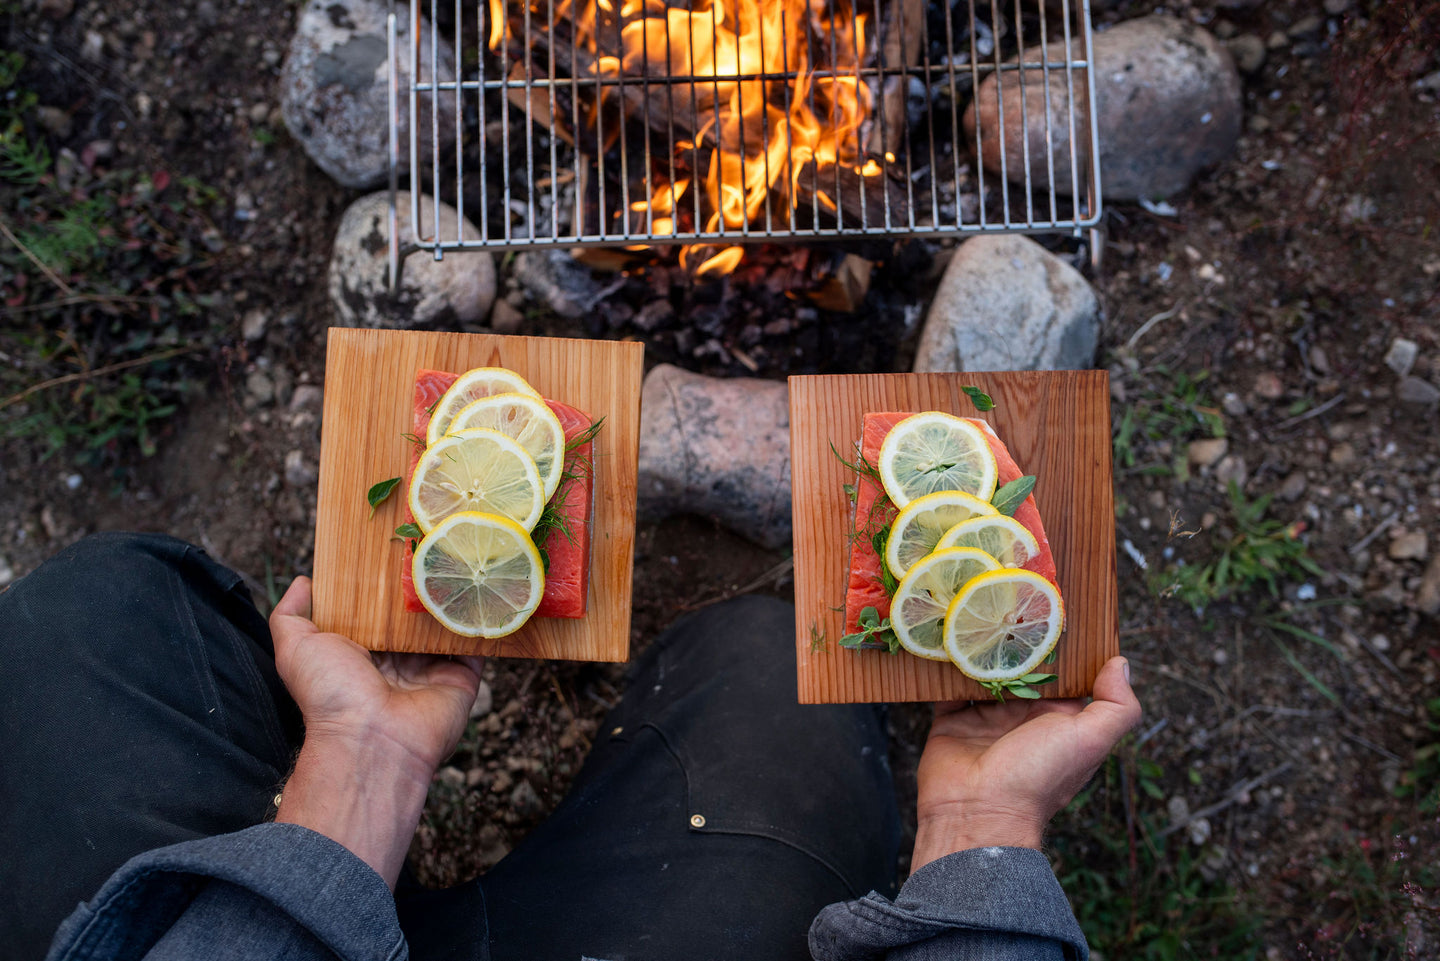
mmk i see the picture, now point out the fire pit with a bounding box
[385,0,1101,282]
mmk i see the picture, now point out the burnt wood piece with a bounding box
[866,0,924,159]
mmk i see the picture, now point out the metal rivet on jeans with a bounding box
[690,814,706,828]
[612,726,623,736]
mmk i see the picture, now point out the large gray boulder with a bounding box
[637,365,791,550]
[913,235,1099,372]
[328,191,496,328]
[281,0,455,188]
[966,15,1242,201]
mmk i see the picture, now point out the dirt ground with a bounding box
[3,0,1438,957]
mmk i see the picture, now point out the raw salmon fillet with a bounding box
[399,368,592,619]
[843,412,1057,634]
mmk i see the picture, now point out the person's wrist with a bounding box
[911,804,1046,872]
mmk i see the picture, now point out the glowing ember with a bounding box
[490,0,879,275]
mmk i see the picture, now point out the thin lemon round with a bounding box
[449,392,566,501]
[890,548,1002,660]
[408,428,545,533]
[935,514,1040,569]
[942,569,1064,681]
[426,367,543,445]
[885,490,999,580]
[411,511,544,638]
[877,412,998,508]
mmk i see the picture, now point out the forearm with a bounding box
[910,804,1044,872]
[275,730,433,890]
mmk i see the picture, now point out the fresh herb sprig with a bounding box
[839,606,900,653]
[367,477,401,518]
[990,475,1037,516]
[979,672,1058,701]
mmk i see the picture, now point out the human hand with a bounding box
[270,576,484,887]
[910,656,1140,871]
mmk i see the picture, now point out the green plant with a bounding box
[1396,697,1440,815]
[1052,741,1261,960]
[1113,368,1225,477]
[1151,483,1323,610]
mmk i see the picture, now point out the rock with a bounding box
[245,369,276,406]
[1214,454,1247,489]
[637,365,791,550]
[437,766,465,790]
[633,299,676,332]
[328,191,496,328]
[284,449,318,488]
[1324,0,1351,12]
[509,779,543,818]
[1397,377,1440,407]
[1278,471,1307,502]
[1288,15,1323,39]
[1384,338,1418,377]
[281,0,455,188]
[1226,35,1266,75]
[1253,371,1284,400]
[288,384,324,413]
[1221,392,1247,417]
[241,309,269,342]
[913,235,1099,372]
[1187,437,1229,468]
[1389,530,1429,562]
[966,16,1242,201]
[0,554,13,587]
[469,679,493,719]
[513,250,614,320]
[1415,555,1440,615]
[1266,31,1289,51]
[1329,442,1355,466]
[488,299,524,334]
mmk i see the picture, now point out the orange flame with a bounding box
[490,0,875,275]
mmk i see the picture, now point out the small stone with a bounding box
[1187,437,1229,468]
[1397,377,1440,407]
[469,679,493,718]
[245,369,276,406]
[1389,530,1429,562]
[1254,371,1284,400]
[80,30,104,60]
[1226,35,1267,75]
[1213,647,1228,665]
[632,299,676,332]
[1323,0,1351,13]
[1309,346,1330,374]
[490,770,514,794]
[1370,634,1390,652]
[65,473,82,491]
[35,105,72,139]
[513,249,610,320]
[637,365,791,550]
[1166,796,1190,823]
[1384,338,1418,377]
[914,235,1099,372]
[1329,442,1355,466]
[509,779,543,818]
[248,102,270,124]
[288,384,324,413]
[1415,556,1440,615]
[1278,471,1307,501]
[1221,392,1248,417]
[465,768,485,788]
[284,449,318,488]
[0,555,13,587]
[1214,454,1248,489]
[241,309,269,342]
[1188,817,1213,847]
[1247,115,1271,134]
[489,299,524,334]
[437,766,465,790]
[1288,15,1323,39]
[1266,31,1289,50]
[38,0,74,17]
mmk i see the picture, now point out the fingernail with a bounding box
[1122,658,1131,684]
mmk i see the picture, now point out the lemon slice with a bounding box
[408,428,545,533]
[885,490,999,580]
[411,511,544,638]
[890,548,1002,660]
[877,411,998,508]
[448,392,567,501]
[427,368,543,445]
[943,568,1064,680]
[935,514,1040,569]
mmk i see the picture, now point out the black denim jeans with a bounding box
[1,533,899,961]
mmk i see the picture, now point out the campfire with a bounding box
[392,0,1099,280]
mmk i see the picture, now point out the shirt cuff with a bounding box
[47,823,404,961]
[808,846,1087,961]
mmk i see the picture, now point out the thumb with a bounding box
[1076,656,1143,752]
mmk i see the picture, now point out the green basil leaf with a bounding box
[859,606,880,629]
[1008,685,1043,699]
[395,522,423,539]
[991,475,1037,516]
[962,386,995,411]
[367,477,402,516]
[1019,672,1058,684]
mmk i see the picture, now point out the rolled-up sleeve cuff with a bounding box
[47,823,403,961]
[808,846,1087,961]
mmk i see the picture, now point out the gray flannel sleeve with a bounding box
[808,846,1087,961]
[45,823,405,961]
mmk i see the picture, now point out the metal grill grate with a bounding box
[386,0,1102,278]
